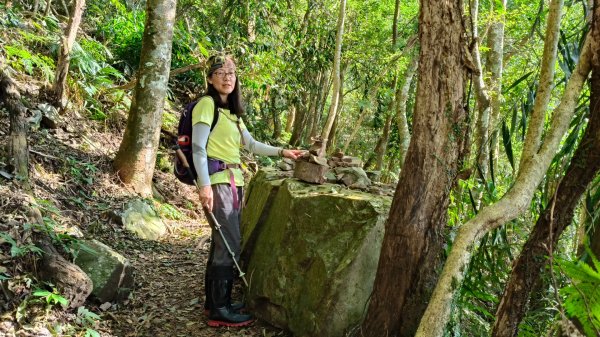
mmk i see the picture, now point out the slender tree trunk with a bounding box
[308,69,330,142]
[320,0,346,154]
[272,97,282,140]
[113,0,177,196]
[1,68,30,188]
[396,55,418,169]
[342,107,367,154]
[471,0,491,181]
[492,7,600,336]
[374,113,393,171]
[289,91,309,146]
[392,0,400,46]
[415,21,594,337]
[343,82,370,154]
[361,1,468,335]
[326,65,346,152]
[51,0,85,110]
[44,0,52,16]
[487,0,507,175]
[519,0,563,169]
[285,104,296,134]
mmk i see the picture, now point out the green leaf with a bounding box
[33,289,52,297]
[502,71,533,94]
[502,120,514,170]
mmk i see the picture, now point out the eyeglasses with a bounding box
[213,70,236,79]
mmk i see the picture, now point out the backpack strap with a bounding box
[203,95,219,132]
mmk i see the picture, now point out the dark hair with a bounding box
[206,78,245,118]
[205,55,245,117]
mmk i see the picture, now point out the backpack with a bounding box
[174,96,219,185]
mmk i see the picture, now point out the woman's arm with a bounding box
[192,123,214,210]
[242,129,280,156]
[242,129,305,159]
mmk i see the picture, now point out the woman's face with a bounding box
[208,58,237,98]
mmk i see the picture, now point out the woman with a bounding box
[191,53,303,327]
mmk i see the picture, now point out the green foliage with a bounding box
[557,249,600,337]
[94,0,145,72]
[4,45,55,81]
[156,202,184,220]
[32,288,69,308]
[65,156,98,186]
[0,233,44,258]
[76,306,102,336]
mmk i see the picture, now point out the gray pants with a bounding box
[207,184,243,279]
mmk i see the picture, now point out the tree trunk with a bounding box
[51,0,85,110]
[360,0,468,335]
[272,97,282,140]
[395,55,418,169]
[320,0,346,154]
[307,69,330,143]
[519,0,563,169]
[0,68,30,188]
[492,6,600,336]
[471,0,491,182]
[326,65,346,152]
[26,208,93,309]
[343,82,370,154]
[487,0,507,175]
[415,18,594,336]
[113,0,177,196]
[392,0,400,46]
[342,107,367,154]
[374,113,393,171]
[44,0,52,16]
[289,90,309,146]
[285,104,295,134]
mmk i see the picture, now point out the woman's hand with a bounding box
[282,149,307,160]
[199,185,213,212]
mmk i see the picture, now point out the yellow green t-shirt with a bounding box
[191,96,246,186]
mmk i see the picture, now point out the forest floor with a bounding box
[0,74,288,336]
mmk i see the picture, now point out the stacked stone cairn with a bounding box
[277,137,382,192]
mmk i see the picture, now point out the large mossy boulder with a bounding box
[74,239,134,303]
[122,200,166,240]
[241,169,391,337]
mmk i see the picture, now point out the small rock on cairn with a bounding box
[293,136,329,184]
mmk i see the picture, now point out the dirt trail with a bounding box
[103,220,287,337]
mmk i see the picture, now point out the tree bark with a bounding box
[343,81,371,154]
[471,0,491,181]
[360,0,468,335]
[342,107,367,154]
[285,104,296,134]
[492,5,600,336]
[395,55,418,169]
[326,65,345,152]
[487,0,507,175]
[289,90,309,146]
[51,0,85,110]
[415,25,594,337]
[113,0,177,196]
[27,208,93,309]
[0,68,29,188]
[307,69,330,143]
[320,0,346,153]
[272,95,282,140]
[44,0,52,17]
[519,0,563,169]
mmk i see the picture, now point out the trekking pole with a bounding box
[174,145,249,287]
